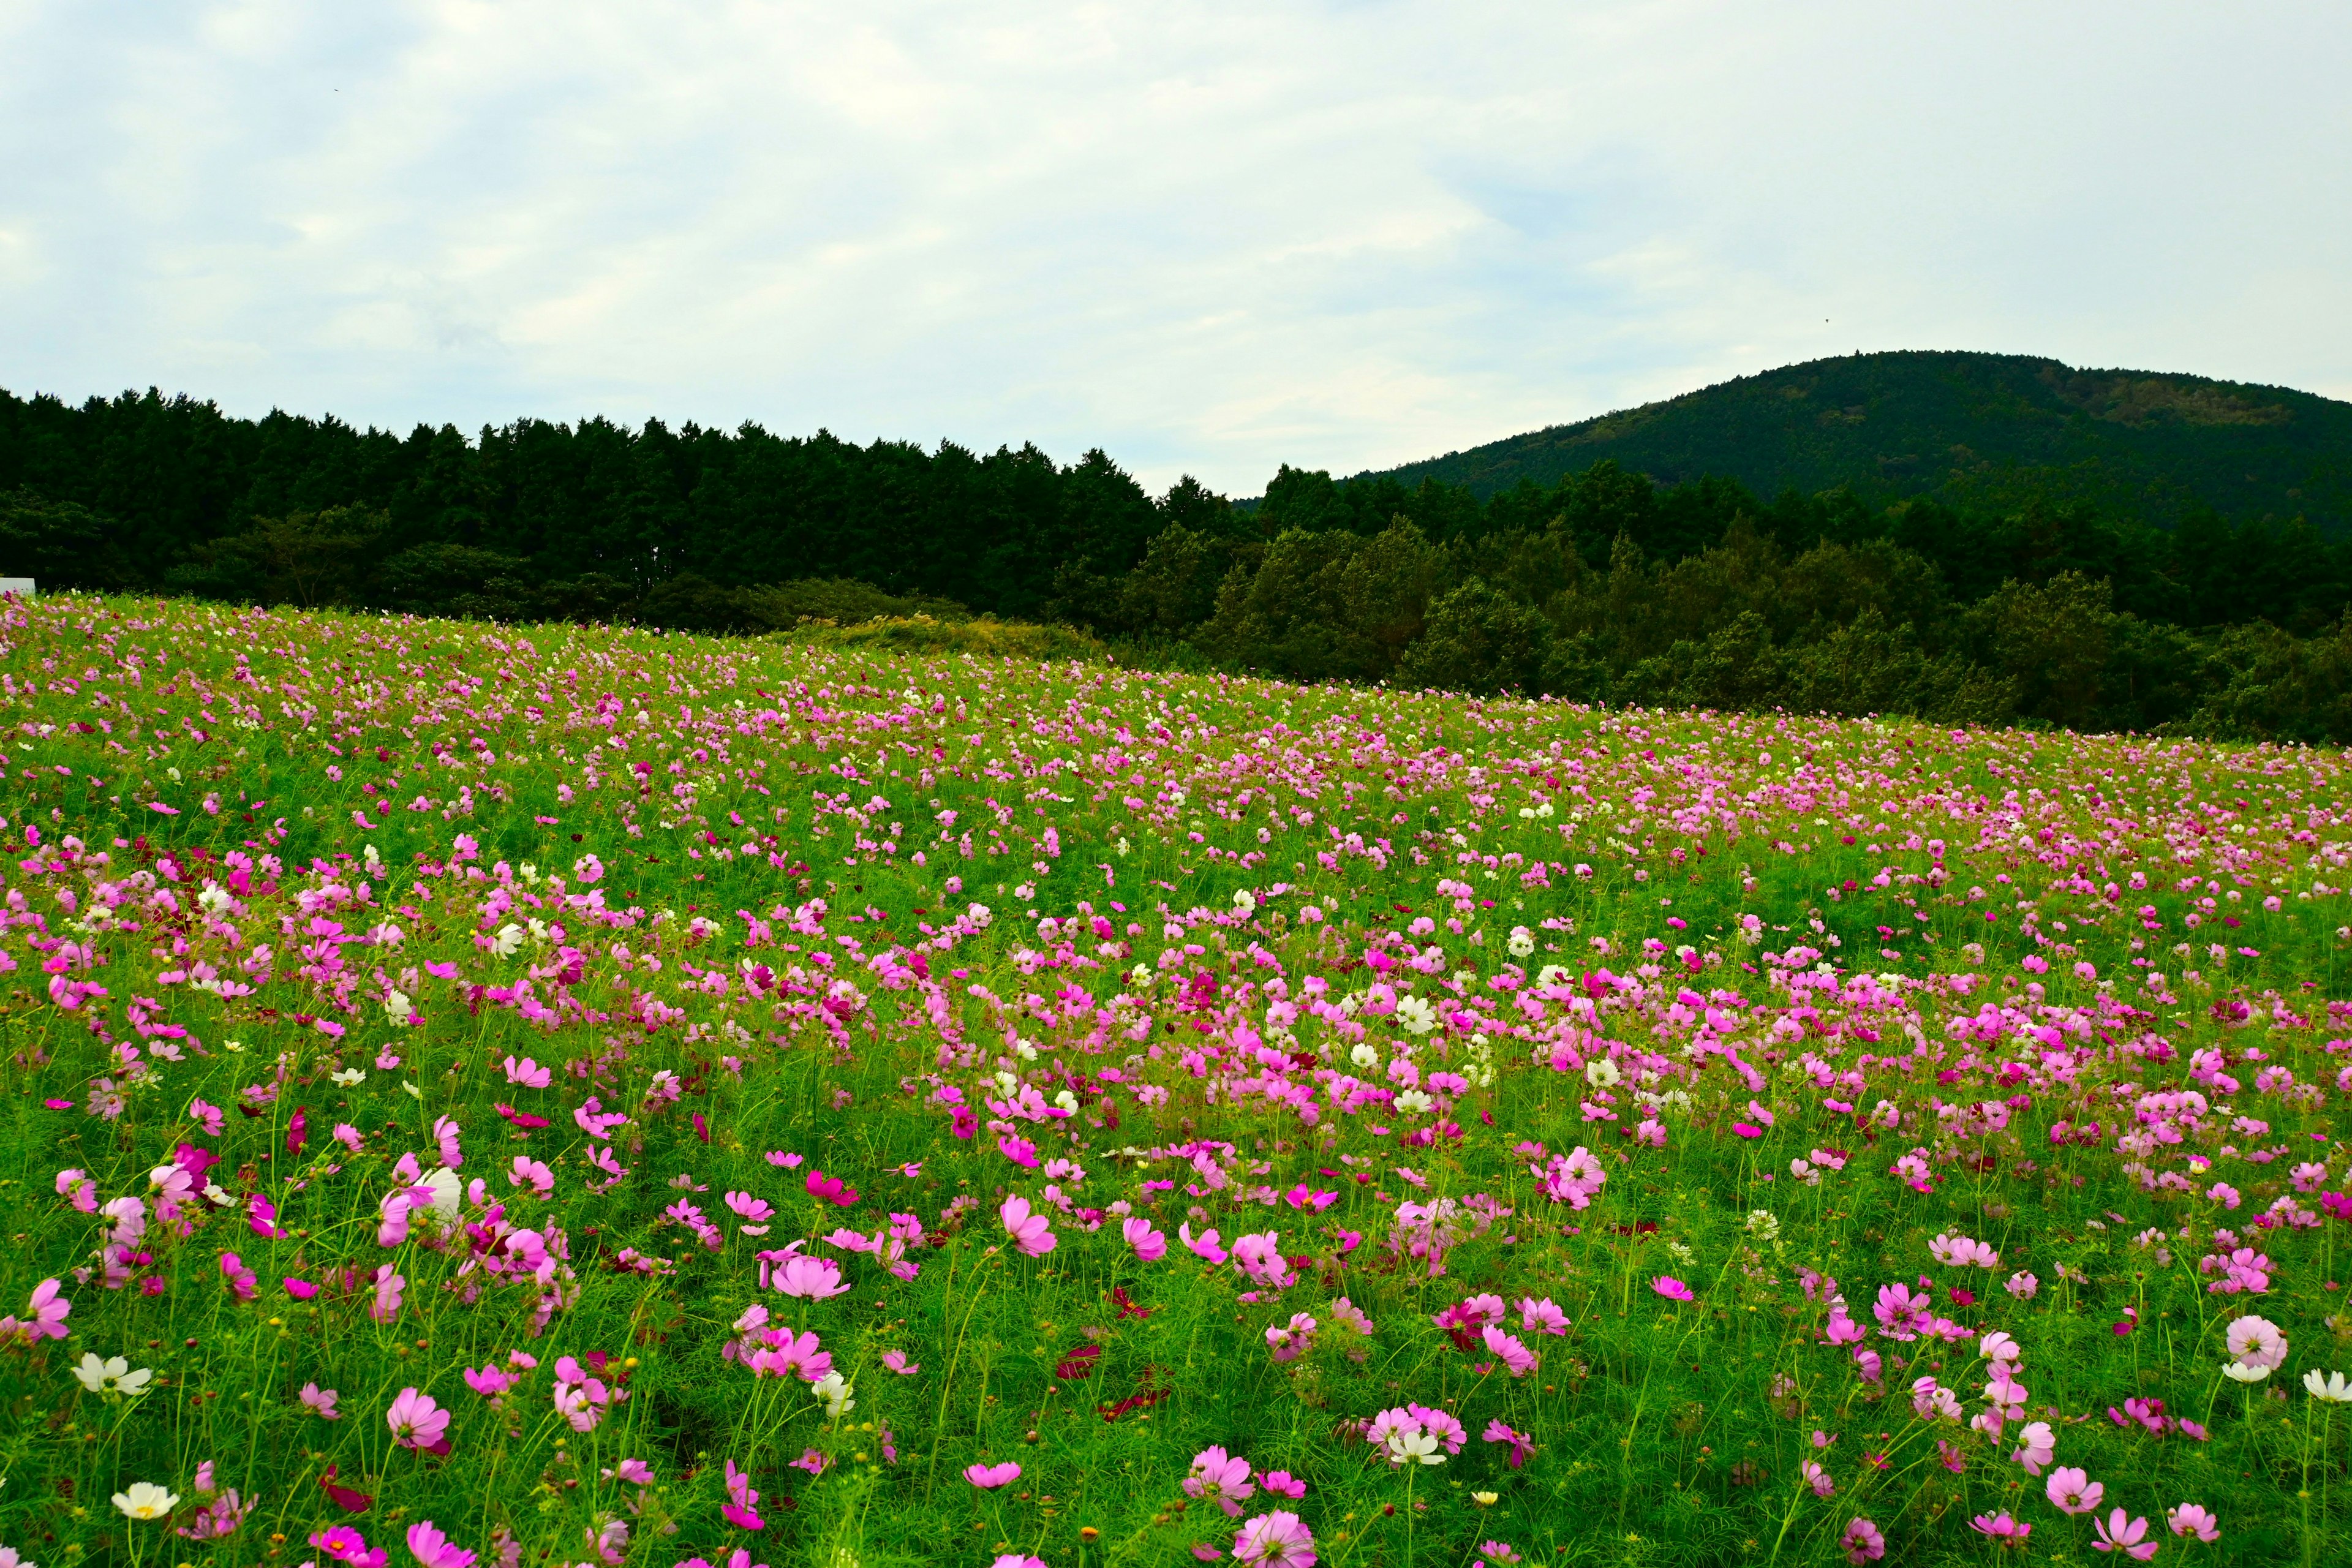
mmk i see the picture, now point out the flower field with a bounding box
[4,592,2352,1567]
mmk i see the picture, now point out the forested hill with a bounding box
[1355,351,2352,530]
[7,356,2352,742]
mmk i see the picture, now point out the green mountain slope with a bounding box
[1359,350,2352,529]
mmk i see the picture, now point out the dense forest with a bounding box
[2,368,2350,741]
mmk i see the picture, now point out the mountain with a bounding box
[1354,350,2352,530]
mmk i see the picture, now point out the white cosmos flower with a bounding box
[813,1370,856,1420]
[331,1068,366,1087]
[2304,1369,2352,1403]
[420,1168,463,1220]
[112,1480,179,1520]
[1385,1427,1444,1465]
[73,1354,153,1398]
[2222,1360,2272,1383]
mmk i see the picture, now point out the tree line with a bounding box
[2,385,2348,740]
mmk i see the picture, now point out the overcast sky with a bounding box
[3,1,2347,495]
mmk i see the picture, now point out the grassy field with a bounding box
[1,593,2348,1567]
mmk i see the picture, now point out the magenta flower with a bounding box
[1232,1509,1316,1568]
[805,1170,858,1207]
[219,1252,257,1303]
[1180,1223,1229,1264]
[309,1525,383,1566]
[723,1458,764,1529]
[1000,1196,1057,1257]
[385,1387,450,1452]
[1185,1446,1256,1517]
[2092,1509,2157,1559]
[405,1519,475,1568]
[1969,1512,2030,1547]
[1261,1470,1306,1499]
[1651,1276,1694,1302]
[881,1349,919,1376]
[964,1461,1021,1489]
[991,1556,1047,1568]
[1840,1519,1884,1564]
[1481,1418,1533,1468]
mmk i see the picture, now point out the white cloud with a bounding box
[1,0,2345,494]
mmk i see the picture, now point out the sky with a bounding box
[2,0,2348,496]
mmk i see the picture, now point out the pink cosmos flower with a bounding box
[751,1329,831,1384]
[0,1278,70,1343]
[1652,1276,1694,1302]
[1232,1510,1316,1568]
[2092,1509,2156,1559]
[2167,1503,2220,1542]
[1481,1324,1538,1378]
[1840,1518,1885,1564]
[1265,1314,1317,1362]
[1185,1446,1256,1515]
[386,1387,450,1452]
[1481,1418,1532,1468]
[2046,1468,2103,1517]
[805,1170,858,1207]
[309,1524,384,1566]
[462,1362,514,1398]
[1000,1196,1057,1257]
[2225,1313,2286,1370]
[774,1256,850,1300]
[500,1055,551,1089]
[301,1382,342,1420]
[1181,1223,1229,1264]
[1232,1232,1294,1287]
[219,1252,258,1303]
[992,1557,1046,1568]
[964,1461,1021,1489]
[2011,1420,2056,1476]
[1872,1283,1931,1340]
[1969,1512,2030,1547]
[723,1458,764,1529]
[881,1349,919,1376]
[406,1519,475,1568]
[1123,1217,1168,1262]
[1261,1470,1306,1500]
[1518,1296,1569,1335]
